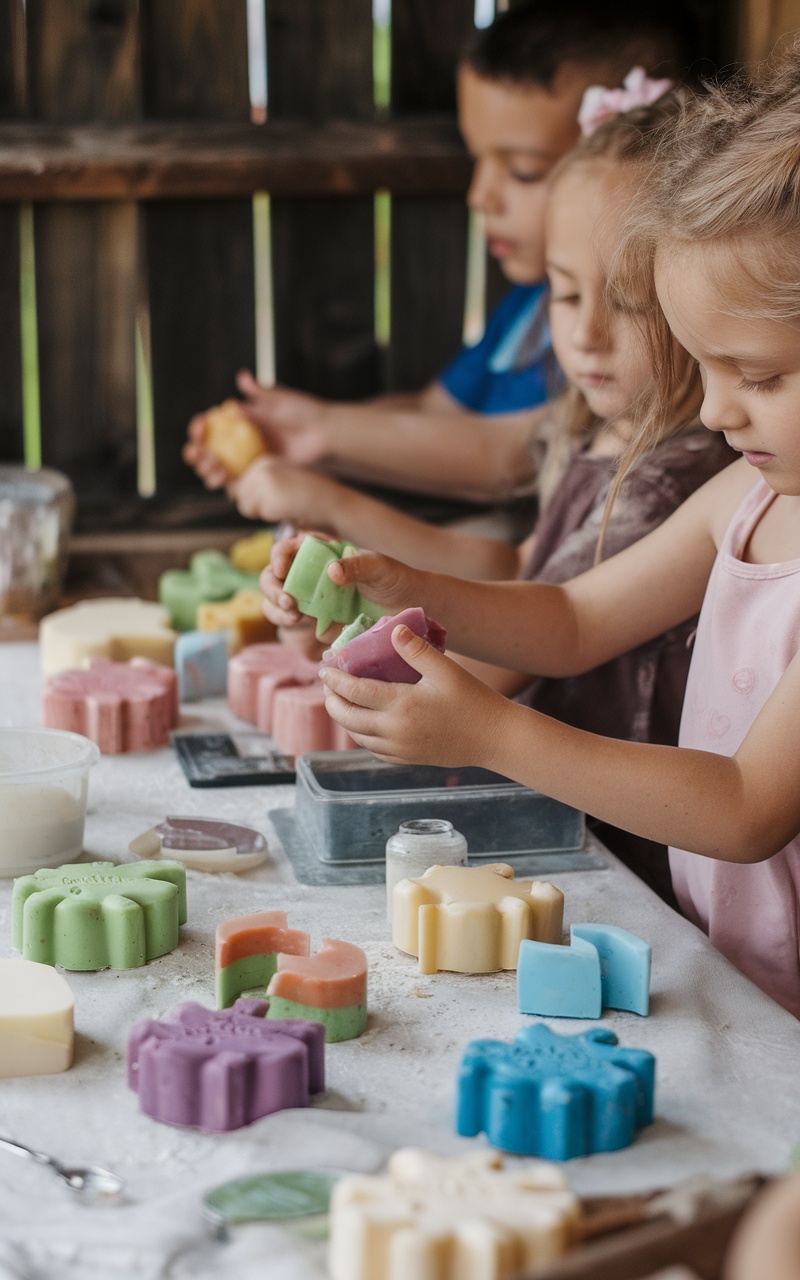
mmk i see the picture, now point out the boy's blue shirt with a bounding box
[438,282,556,415]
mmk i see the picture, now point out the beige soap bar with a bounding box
[393,862,564,974]
[329,1147,579,1280]
[0,959,74,1078]
[40,598,176,676]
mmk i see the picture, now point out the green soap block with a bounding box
[283,536,389,639]
[159,551,260,631]
[330,613,374,651]
[203,1170,339,1227]
[267,996,367,1043]
[159,570,206,632]
[216,952,279,1009]
[12,860,187,970]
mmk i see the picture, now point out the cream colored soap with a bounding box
[40,598,176,675]
[392,862,564,974]
[328,1148,579,1280]
[0,959,74,1077]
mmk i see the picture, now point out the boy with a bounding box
[185,0,699,509]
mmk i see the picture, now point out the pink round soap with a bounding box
[322,607,446,684]
[228,643,319,729]
[42,658,179,753]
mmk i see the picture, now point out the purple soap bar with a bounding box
[322,607,446,684]
[127,998,325,1132]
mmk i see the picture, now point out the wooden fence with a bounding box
[0,0,795,562]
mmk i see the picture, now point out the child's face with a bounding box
[656,247,800,496]
[458,64,588,283]
[546,164,652,421]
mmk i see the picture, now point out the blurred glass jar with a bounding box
[0,466,75,628]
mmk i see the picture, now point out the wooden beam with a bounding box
[0,118,470,200]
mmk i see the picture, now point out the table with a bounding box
[1,640,799,1280]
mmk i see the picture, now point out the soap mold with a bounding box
[456,1024,655,1159]
[42,657,179,753]
[0,958,74,1078]
[130,816,268,874]
[282,535,388,638]
[39,597,176,676]
[13,860,187,970]
[128,997,325,1131]
[328,1148,579,1280]
[393,863,564,974]
[518,924,651,1019]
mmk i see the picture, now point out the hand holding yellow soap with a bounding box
[393,862,564,974]
[203,400,268,478]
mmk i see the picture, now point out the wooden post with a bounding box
[0,0,26,463]
[738,0,800,63]
[387,0,474,391]
[25,0,140,513]
[268,0,378,399]
[140,0,255,506]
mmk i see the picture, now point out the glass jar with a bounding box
[385,818,468,919]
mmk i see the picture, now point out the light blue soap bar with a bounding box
[571,923,651,1016]
[456,1023,655,1160]
[175,631,229,701]
[517,934,602,1019]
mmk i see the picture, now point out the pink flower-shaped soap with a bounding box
[127,998,325,1132]
[42,657,179,753]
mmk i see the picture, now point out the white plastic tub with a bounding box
[0,729,99,876]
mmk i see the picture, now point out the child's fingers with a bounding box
[319,667,395,711]
[390,625,450,678]
[327,551,411,606]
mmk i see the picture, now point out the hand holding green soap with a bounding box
[12,861,187,970]
[282,537,388,639]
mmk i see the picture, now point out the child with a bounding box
[185,0,698,512]
[318,55,800,1018]
[264,91,732,904]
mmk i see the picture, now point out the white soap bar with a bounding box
[40,598,176,676]
[393,862,564,974]
[329,1148,579,1280]
[0,959,74,1078]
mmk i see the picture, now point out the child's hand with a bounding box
[320,625,509,767]
[231,456,333,526]
[234,371,330,465]
[183,412,233,489]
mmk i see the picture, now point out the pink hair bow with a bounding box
[577,66,674,137]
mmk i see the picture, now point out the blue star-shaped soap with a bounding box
[456,1024,655,1159]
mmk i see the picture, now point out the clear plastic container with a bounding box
[294,750,584,864]
[0,728,99,876]
[0,466,75,629]
[385,818,468,918]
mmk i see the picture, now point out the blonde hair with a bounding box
[605,48,800,532]
[538,88,703,511]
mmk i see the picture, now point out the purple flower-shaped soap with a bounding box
[322,607,446,684]
[127,998,325,1132]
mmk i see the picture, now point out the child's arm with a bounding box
[322,629,800,864]
[234,458,522,580]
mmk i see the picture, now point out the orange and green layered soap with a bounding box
[266,938,368,1043]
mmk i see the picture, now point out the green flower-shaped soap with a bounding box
[159,551,260,631]
[282,537,388,638]
[12,861,187,970]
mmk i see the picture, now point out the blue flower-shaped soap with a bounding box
[456,1024,655,1160]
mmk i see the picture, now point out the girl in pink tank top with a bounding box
[316,55,800,1018]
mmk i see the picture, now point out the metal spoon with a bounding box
[0,1135,124,1199]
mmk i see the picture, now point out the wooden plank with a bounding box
[0,119,471,201]
[738,0,800,61]
[25,0,139,517]
[0,0,25,462]
[268,0,379,401]
[387,0,474,391]
[140,0,255,503]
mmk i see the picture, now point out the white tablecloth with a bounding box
[0,641,799,1280]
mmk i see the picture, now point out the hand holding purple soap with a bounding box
[322,608,446,684]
